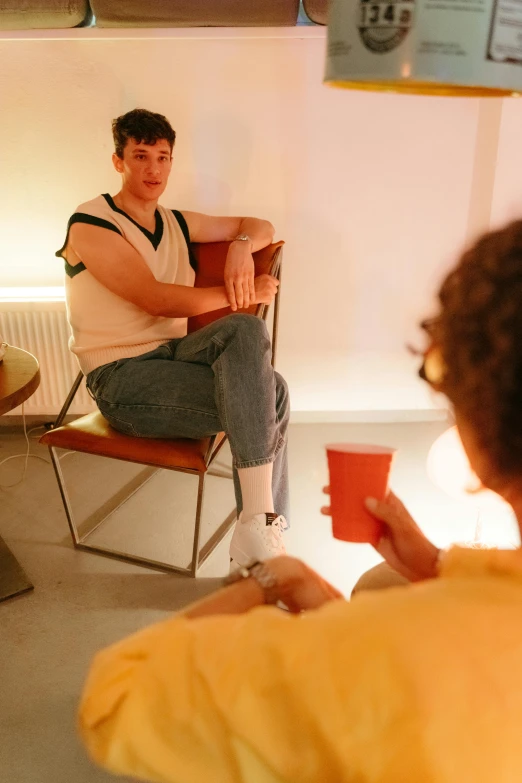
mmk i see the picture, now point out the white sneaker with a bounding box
[229,512,288,566]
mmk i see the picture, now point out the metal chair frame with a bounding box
[45,246,282,577]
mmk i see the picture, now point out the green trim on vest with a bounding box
[64,259,86,278]
[57,213,124,278]
[103,193,164,250]
[172,209,198,272]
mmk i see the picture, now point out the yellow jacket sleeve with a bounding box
[78,595,432,783]
[79,549,522,783]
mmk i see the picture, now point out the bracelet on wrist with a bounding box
[223,560,279,605]
[232,233,253,250]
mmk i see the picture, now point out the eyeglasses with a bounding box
[419,344,447,389]
[407,319,447,390]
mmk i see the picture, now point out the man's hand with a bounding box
[253,274,279,306]
[269,556,344,612]
[183,555,343,619]
[365,492,440,582]
[224,240,255,311]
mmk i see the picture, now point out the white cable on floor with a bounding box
[0,403,50,489]
[0,408,80,489]
[27,423,75,458]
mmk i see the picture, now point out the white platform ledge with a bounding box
[290,409,449,424]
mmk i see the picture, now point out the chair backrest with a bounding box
[187,240,284,333]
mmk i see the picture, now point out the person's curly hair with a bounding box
[429,221,522,477]
[112,108,176,158]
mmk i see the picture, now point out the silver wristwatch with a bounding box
[224,560,279,604]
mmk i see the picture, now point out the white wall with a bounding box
[0,28,499,417]
[491,98,522,227]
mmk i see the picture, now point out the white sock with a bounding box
[237,463,274,519]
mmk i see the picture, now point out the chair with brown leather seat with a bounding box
[41,240,283,577]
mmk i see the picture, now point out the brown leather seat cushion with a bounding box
[41,411,225,472]
[303,0,328,25]
[0,0,90,29]
[91,0,299,28]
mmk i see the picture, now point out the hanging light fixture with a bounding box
[325,0,522,96]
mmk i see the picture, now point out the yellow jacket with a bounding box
[79,547,522,782]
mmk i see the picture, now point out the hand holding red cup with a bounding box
[321,443,397,546]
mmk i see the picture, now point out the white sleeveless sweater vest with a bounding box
[57,194,196,375]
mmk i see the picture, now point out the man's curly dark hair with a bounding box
[431,221,522,477]
[112,108,176,159]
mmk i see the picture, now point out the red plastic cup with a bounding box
[324,443,397,546]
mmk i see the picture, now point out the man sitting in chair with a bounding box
[56,107,289,566]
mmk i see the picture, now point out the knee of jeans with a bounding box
[230,313,268,339]
[275,371,290,419]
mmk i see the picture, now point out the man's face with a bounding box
[113,138,173,201]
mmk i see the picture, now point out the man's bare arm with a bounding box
[67,224,229,318]
[67,224,278,317]
[182,212,275,251]
[181,213,276,311]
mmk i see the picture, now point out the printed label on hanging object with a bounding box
[358,0,415,53]
[488,0,522,65]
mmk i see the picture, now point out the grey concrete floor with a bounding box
[3,417,512,783]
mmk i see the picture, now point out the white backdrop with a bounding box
[0,27,507,417]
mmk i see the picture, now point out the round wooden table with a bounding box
[0,345,40,415]
[0,345,40,601]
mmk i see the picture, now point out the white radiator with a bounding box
[0,299,95,416]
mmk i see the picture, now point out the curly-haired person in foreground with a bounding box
[79,222,522,783]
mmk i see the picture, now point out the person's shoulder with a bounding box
[57,196,122,258]
[343,572,490,654]
[73,194,111,219]
[64,195,125,248]
[67,195,123,235]
[158,205,191,238]
[157,203,183,220]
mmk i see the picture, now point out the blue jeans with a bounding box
[86,314,290,520]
